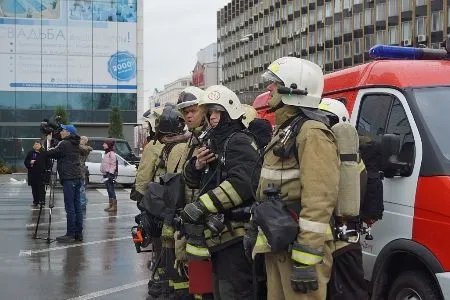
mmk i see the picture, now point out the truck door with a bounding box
[349,88,422,280]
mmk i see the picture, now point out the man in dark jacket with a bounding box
[46,124,83,243]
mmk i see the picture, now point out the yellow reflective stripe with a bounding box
[194,295,203,300]
[199,194,218,213]
[170,281,189,290]
[162,225,174,237]
[255,232,269,247]
[299,218,332,235]
[260,168,300,181]
[357,160,366,173]
[219,180,243,207]
[291,249,323,265]
[185,243,210,257]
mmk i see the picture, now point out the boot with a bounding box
[105,199,117,212]
[104,199,113,211]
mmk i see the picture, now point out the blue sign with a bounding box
[108,51,137,82]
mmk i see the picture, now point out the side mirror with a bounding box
[380,134,412,178]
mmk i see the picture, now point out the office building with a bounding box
[217,0,449,93]
[0,0,143,168]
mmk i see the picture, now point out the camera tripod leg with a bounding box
[46,208,52,244]
[33,204,44,239]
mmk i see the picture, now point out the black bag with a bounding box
[160,172,185,211]
[252,198,299,252]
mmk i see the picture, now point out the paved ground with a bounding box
[0,174,153,300]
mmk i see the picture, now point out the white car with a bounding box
[85,150,136,187]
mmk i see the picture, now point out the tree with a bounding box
[54,106,69,124]
[108,107,124,138]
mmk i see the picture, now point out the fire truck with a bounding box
[253,44,450,300]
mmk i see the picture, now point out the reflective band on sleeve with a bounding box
[260,168,300,181]
[199,194,218,213]
[219,180,243,207]
[291,249,323,265]
[299,217,332,235]
[169,280,189,290]
[186,243,210,258]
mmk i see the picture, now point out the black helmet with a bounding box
[156,104,185,136]
[177,86,205,110]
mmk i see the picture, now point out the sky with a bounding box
[144,1,230,91]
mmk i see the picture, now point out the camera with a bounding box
[40,115,63,144]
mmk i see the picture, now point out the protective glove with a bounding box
[174,231,187,276]
[243,220,258,262]
[180,201,208,223]
[290,242,323,294]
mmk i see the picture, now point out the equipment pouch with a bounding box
[252,199,299,252]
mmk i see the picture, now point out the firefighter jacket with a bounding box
[183,121,261,252]
[256,105,340,255]
[135,141,164,195]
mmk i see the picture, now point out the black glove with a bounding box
[243,221,258,262]
[130,188,143,202]
[290,242,323,294]
[180,201,207,223]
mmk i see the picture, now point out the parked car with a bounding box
[85,150,136,187]
[87,137,140,166]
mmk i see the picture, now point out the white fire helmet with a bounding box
[198,85,244,120]
[176,86,205,110]
[262,57,324,108]
[318,98,350,124]
[241,104,257,128]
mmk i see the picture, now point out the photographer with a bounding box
[46,124,83,243]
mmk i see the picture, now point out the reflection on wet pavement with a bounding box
[0,176,152,300]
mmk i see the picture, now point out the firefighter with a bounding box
[319,98,369,300]
[181,85,261,300]
[251,57,340,300]
[138,104,188,300]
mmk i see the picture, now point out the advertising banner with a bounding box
[0,0,137,93]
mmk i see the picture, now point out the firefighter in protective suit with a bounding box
[319,98,369,300]
[144,104,189,300]
[182,85,261,300]
[249,57,340,300]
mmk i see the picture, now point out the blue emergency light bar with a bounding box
[369,44,448,60]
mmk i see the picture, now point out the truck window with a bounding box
[386,99,415,167]
[356,94,392,142]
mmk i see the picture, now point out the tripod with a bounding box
[32,158,57,244]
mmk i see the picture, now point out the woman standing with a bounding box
[101,139,118,212]
[24,140,46,207]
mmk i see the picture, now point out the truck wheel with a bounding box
[388,270,441,300]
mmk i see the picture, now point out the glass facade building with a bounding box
[0,0,141,169]
[217,0,449,93]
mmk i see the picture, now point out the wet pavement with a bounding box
[0,175,153,300]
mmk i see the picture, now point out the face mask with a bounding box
[268,90,283,109]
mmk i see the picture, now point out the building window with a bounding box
[388,25,399,44]
[365,34,374,51]
[344,17,352,33]
[317,5,324,22]
[302,15,308,28]
[344,41,352,58]
[317,51,324,65]
[326,2,333,18]
[354,38,362,54]
[302,36,308,49]
[401,21,412,41]
[343,0,352,10]
[431,11,443,32]
[416,0,426,6]
[354,0,361,4]
[376,30,386,44]
[334,21,342,37]
[317,27,324,44]
[326,25,332,40]
[365,8,373,26]
[295,38,302,51]
[325,48,332,63]
[309,10,316,25]
[388,0,398,16]
[416,16,427,36]
[309,31,315,46]
[288,2,294,14]
[402,0,411,11]
[376,3,386,21]
[431,43,441,49]
[354,13,361,30]
[334,0,342,13]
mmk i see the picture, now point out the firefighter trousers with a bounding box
[265,240,333,300]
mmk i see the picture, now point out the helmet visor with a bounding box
[262,70,284,85]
